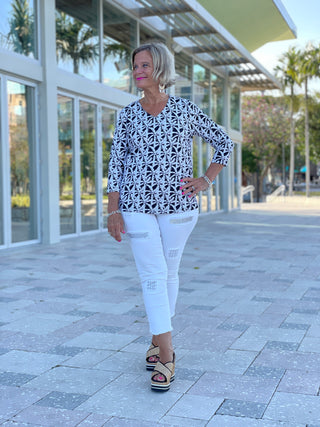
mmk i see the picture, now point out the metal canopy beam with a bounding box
[185,45,235,54]
[229,69,260,77]
[171,27,215,37]
[211,57,248,66]
[134,5,193,17]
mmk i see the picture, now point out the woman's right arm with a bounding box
[106,108,128,242]
[107,192,125,242]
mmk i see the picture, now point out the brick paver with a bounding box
[0,199,320,426]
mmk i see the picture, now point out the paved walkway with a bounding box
[1,199,320,426]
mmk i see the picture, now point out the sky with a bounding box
[251,0,320,94]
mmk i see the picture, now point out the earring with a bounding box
[159,83,165,93]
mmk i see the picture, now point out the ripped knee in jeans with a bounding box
[146,280,157,291]
[170,216,193,224]
[127,231,149,239]
[168,248,179,258]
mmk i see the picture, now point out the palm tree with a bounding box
[275,47,301,196]
[299,43,320,197]
[8,0,35,56]
[56,11,98,74]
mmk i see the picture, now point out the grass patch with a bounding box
[293,191,320,197]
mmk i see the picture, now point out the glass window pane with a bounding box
[102,106,115,228]
[0,80,3,245]
[233,144,239,208]
[58,95,75,235]
[211,73,224,125]
[80,100,97,232]
[8,80,38,243]
[103,3,137,93]
[230,87,240,130]
[194,63,209,115]
[56,0,99,81]
[194,64,210,212]
[201,141,209,213]
[0,0,37,58]
[211,177,220,211]
[175,52,192,100]
[139,24,165,45]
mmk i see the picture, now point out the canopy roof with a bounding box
[117,0,297,91]
[198,0,297,52]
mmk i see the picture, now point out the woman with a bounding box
[107,42,233,391]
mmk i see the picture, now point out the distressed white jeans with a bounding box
[122,210,198,335]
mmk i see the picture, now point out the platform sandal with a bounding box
[146,343,160,371]
[151,353,175,392]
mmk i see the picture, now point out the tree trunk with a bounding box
[288,86,295,196]
[73,58,79,74]
[256,168,260,202]
[304,78,310,197]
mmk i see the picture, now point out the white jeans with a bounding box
[122,210,198,335]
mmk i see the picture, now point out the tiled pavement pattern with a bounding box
[1,201,320,426]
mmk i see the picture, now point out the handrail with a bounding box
[241,185,255,203]
[266,184,285,202]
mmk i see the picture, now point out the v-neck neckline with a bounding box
[138,95,170,117]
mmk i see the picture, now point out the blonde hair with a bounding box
[132,42,176,88]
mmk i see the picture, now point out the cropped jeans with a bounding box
[122,210,198,335]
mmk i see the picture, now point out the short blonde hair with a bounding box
[132,42,176,88]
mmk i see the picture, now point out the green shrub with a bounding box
[11,195,30,208]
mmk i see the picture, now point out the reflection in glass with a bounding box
[175,52,192,100]
[211,177,220,211]
[58,95,75,235]
[232,145,239,208]
[56,0,99,81]
[8,80,37,243]
[102,107,115,228]
[0,0,37,58]
[103,3,137,92]
[0,81,2,245]
[230,87,241,130]
[211,73,224,125]
[194,63,209,115]
[192,139,199,179]
[194,64,210,212]
[80,101,97,232]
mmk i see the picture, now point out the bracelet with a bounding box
[107,209,121,218]
[202,175,212,187]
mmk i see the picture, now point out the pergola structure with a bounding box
[115,0,296,91]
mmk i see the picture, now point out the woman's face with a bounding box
[132,50,158,91]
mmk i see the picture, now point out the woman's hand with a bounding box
[107,212,125,242]
[181,164,224,197]
[180,176,209,198]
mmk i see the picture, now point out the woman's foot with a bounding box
[146,342,160,371]
[151,352,175,391]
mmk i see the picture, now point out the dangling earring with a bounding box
[159,83,165,93]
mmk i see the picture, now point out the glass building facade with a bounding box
[0,0,248,250]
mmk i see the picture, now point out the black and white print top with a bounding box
[107,96,233,214]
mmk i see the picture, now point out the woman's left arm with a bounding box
[180,101,233,197]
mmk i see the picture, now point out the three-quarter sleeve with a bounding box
[107,109,128,193]
[188,102,234,166]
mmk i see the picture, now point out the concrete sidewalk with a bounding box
[1,200,320,426]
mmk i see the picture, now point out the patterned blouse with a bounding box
[107,96,233,214]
